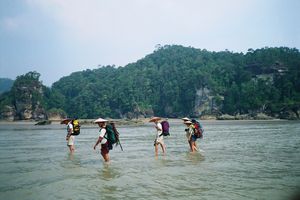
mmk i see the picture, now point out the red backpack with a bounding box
[193,120,204,138]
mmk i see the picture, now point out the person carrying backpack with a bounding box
[184,120,197,152]
[93,118,122,162]
[93,118,110,162]
[61,118,77,153]
[149,117,166,157]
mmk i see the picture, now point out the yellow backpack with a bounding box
[71,119,80,135]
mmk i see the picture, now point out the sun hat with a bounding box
[184,120,192,124]
[149,117,161,122]
[60,118,72,124]
[181,117,191,121]
[94,118,108,123]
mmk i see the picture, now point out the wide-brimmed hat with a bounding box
[184,120,192,124]
[60,118,72,124]
[94,118,108,123]
[181,117,191,121]
[149,117,161,122]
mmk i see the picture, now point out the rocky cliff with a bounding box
[0,72,47,120]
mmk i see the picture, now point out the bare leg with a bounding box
[160,143,166,155]
[101,152,110,162]
[155,144,159,156]
[191,141,198,152]
[68,145,74,153]
[67,136,75,153]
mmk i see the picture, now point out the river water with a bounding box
[0,120,299,200]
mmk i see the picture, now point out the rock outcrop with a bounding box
[0,105,16,121]
[0,72,47,121]
[193,87,223,117]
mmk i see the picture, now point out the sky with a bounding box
[0,0,299,86]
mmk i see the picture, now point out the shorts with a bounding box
[191,135,197,142]
[154,137,165,146]
[67,135,75,146]
[101,143,110,154]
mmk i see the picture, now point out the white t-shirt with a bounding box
[99,128,107,144]
[67,122,73,134]
[156,123,163,139]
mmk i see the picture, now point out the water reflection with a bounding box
[68,153,82,166]
[155,156,172,167]
[186,151,205,164]
[60,153,83,170]
[99,164,120,181]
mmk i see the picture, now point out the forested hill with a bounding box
[48,45,300,119]
[1,45,300,120]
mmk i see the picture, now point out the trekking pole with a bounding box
[111,122,123,151]
[118,139,124,151]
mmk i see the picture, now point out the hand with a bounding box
[93,145,97,150]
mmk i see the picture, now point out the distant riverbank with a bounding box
[0,117,289,127]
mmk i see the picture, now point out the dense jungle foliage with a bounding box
[1,45,300,119]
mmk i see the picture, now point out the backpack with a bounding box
[104,123,120,149]
[71,119,80,136]
[193,120,204,139]
[161,121,170,136]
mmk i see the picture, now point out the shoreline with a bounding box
[0,118,290,126]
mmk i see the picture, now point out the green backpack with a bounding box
[105,124,117,145]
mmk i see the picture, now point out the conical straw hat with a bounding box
[149,117,161,122]
[94,118,108,123]
[181,117,191,121]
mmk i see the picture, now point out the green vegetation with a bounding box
[1,45,300,119]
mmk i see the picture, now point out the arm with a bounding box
[93,128,106,150]
[94,136,103,150]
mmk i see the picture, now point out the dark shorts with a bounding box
[191,135,198,142]
[101,143,110,154]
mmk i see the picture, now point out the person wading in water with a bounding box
[93,118,110,162]
[149,117,166,157]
